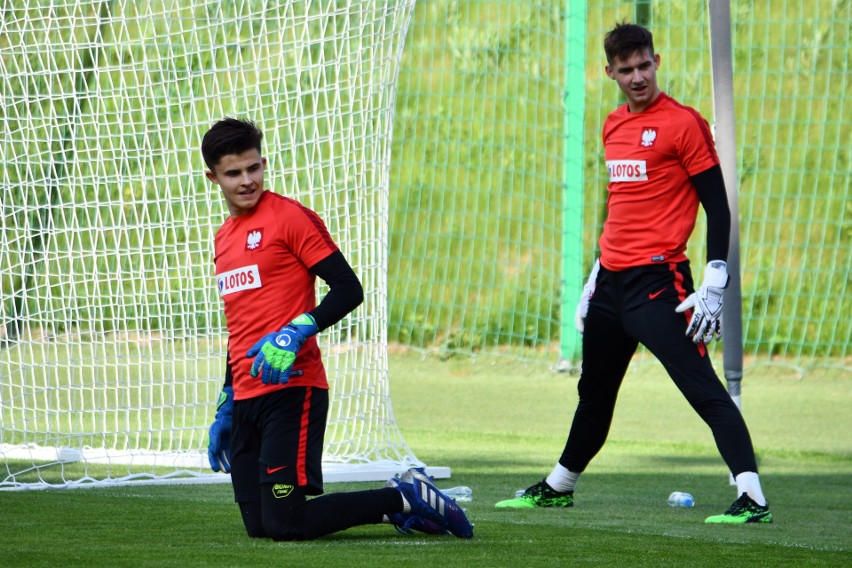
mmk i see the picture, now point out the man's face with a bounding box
[605,48,661,112]
[206,148,266,217]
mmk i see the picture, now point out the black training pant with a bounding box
[231,386,403,540]
[560,261,758,477]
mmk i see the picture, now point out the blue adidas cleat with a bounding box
[387,512,450,536]
[388,467,474,539]
[385,475,450,535]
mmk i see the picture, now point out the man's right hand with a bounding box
[575,259,601,333]
[207,386,233,473]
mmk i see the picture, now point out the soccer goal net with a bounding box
[0,0,429,490]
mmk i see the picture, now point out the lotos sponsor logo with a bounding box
[216,264,262,296]
[606,159,648,182]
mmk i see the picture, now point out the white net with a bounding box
[0,0,427,490]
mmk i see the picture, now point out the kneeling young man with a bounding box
[203,117,474,540]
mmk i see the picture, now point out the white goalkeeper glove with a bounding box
[675,260,729,344]
[575,259,601,333]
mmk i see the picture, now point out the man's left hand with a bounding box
[246,314,318,385]
[676,260,728,344]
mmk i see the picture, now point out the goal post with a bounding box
[0,0,442,490]
[707,0,743,486]
[707,0,744,409]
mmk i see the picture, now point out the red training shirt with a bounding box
[214,190,339,400]
[599,92,719,271]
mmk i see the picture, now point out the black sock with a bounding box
[299,487,403,540]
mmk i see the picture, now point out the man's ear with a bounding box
[205,170,218,184]
[605,64,615,80]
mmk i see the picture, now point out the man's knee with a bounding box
[262,482,307,541]
[238,501,266,538]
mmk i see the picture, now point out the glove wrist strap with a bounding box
[703,260,729,289]
[289,313,319,337]
[216,386,234,415]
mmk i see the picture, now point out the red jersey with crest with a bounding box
[599,92,719,271]
[214,190,338,400]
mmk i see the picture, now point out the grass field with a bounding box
[4,351,851,567]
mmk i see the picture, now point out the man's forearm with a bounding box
[692,164,731,262]
[308,250,364,330]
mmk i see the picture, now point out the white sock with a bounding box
[735,471,767,506]
[546,462,581,493]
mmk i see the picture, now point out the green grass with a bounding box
[4,352,850,567]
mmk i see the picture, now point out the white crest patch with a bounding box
[640,128,657,147]
[246,229,262,250]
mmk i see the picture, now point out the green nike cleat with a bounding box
[495,480,574,508]
[705,493,773,524]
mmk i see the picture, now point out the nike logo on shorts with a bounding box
[648,288,666,299]
[266,465,288,474]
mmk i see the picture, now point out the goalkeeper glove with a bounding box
[575,259,601,333]
[675,260,729,344]
[207,386,233,473]
[246,313,318,385]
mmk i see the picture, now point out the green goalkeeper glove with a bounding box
[246,313,318,385]
[676,260,728,344]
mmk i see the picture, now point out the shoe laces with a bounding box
[525,480,558,498]
[727,493,763,515]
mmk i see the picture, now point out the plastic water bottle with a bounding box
[441,486,473,502]
[667,491,695,507]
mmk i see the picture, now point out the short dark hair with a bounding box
[201,117,264,170]
[604,22,654,65]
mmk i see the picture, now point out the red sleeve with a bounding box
[677,108,720,177]
[277,196,339,269]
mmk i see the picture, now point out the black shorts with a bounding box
[230,386,329,502]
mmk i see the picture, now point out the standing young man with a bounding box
[495,23,771,524]
[202,117,473,540]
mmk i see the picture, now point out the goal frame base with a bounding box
[0,444,450,490]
